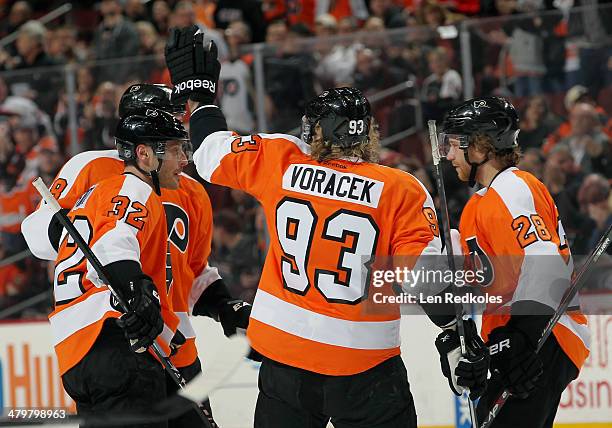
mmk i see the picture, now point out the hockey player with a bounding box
[165,25,489,427]
[44,108,186,426]
[439,97,590,427]
[21,84,251,428]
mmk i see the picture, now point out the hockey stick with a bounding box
[428,120,478,427]
[32,177,213,426]
[479,222,612,428]
[0,335,250,426]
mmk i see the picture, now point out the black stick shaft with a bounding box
[33,178,214,427]
[479,224,612,428]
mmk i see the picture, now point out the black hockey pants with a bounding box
[254,355,418,428]
[166,357,218,428]
[62,319,167,428]
[476,334,579,428]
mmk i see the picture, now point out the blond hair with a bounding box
[471,133,521,168]
[309,119,380,163]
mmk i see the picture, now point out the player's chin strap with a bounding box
[463,149,488,188]
[134,157,163,195]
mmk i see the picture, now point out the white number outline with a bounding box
[54,216,93,304]
[276,198,379,304]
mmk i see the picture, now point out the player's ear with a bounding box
[135,144,150,164]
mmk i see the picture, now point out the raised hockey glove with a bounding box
[116,277,164,353]
[165,25,220,105]
[435,318,490,400]
[487,325,543,398]
[219,299,251,337]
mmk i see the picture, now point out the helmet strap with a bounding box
[463,149,488,188]
[134,157,163,195]
[151,158,163,196]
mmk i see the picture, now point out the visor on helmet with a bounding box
[436,132,470,158]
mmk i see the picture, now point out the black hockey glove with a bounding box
[169,329,187,357]
[192,278,251,336]
[487,325,543,398]
[116,277,164,353]
[435,318,490,400]
[165,25,220,105]
[219,299,251,337]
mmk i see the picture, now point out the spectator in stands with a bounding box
[214,0,266,43]
[421,46,462,121]
[92,0,140,82]
[10,21,61,114]
[544,85,612,153]
[555,103,610,175]
[518,95,562,149]
[518,147,545,180]
[492,0,547,97]
[211,210,260,297]
[362,16,386,32]
[135,21,159,56]
[353,47,403,95]
[264,21,317,132]
[46,25,82,64]
[565,0,612,98]
[0,114,19,190]
[172,1,229,61]
[0,238,27,307]
[220,21,255,133]
[82,81,119,151]
[315,16,362,87]
[124,0,149,22]
[151,0,172,36]
[578,174,612,254]
[0,21,48,71]
[10,114,40,183]
[369,0,405,28]
[415,0,463,27]
[0,1,32,39]
[314,13,338,38]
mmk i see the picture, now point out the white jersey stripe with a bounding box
[251,289,400,350]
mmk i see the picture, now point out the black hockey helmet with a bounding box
[301,87,371,148]
[118,83,185,117]
[115,108,188,162]
[440,96,519,152]
[439,96,520,188]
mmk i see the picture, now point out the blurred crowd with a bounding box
[0,0,610,317]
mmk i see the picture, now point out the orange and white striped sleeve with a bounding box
[21,150,123,260]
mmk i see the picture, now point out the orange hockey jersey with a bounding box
[21,150,217,369]
[50,173,178,375]
[193,129,443,375]
[458,167,590,370]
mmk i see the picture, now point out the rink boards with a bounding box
[0,315,610,427]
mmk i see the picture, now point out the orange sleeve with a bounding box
[187,181,213,278]
[391,174,443,258]
[21,153,123,260]
[193,130,305,200]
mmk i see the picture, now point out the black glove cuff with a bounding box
[103,260,148,304]
[189,105,227,151]
[192,278,232,319]
[49,209,70,251]
[420,286,458,328]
